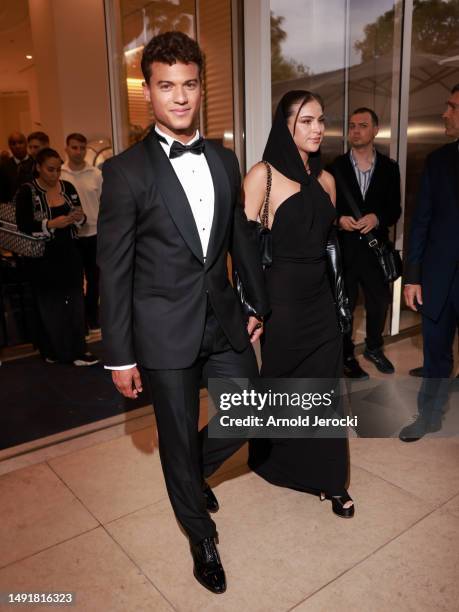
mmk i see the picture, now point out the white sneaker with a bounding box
[73,352,99,367]
[45,357,58,364]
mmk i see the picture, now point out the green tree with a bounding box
[354,0,459,61]
[271,12,308,82]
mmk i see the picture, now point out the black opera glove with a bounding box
[233,268,258,318]
[326,227,352,335]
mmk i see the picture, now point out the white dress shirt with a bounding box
[107,126,215,371]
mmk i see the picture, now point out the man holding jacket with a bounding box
[97,32,269,593]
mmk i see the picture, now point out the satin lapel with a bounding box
[203,142,232,269]
[343,154,364,209]
[143,132,204,263]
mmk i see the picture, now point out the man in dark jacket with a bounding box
[0,132,33,202]
[97,32,269,593]
[400,84,459,441]
[330,108,401,379]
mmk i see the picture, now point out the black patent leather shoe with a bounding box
[343,357,369,380]
[190,537,226,594]
[203,483,219,513]
[363,349,395,374]
[399,414,442,442]
[409,366,424,377]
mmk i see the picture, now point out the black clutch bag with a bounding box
[247,160,273,268]
[233,161,273,316]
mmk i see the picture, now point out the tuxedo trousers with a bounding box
[143,302,258,543]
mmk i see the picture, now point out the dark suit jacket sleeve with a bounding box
[377,161,401,228]
[404,158,433,285]
[0,163,12,203]
[228,155,270,317]
[15,184,43,234]
[97,159,137,366]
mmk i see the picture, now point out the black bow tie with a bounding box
[169,137,205,159]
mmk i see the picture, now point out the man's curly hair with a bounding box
[141,31,204,85]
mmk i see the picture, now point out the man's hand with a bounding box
[339,215,360,232]
[247,316,263,344]
[404,284,423,311]
[112,366,143,399]
[356,213,378,234]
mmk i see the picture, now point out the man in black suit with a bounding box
[0,132,33,202]
[330,108,401,379]
[400,83,459,441]
[97,32,269,593]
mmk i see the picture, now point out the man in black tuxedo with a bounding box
[400,84,459,441]
[0,132,33,202]
[330,108,401,379]
[97,32,269,593]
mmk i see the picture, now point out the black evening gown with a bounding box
[15,181,86,362]
[248,177,349,495]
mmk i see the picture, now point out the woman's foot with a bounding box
[320,491,355,518]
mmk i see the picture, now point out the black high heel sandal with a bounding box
[320,491,355,518]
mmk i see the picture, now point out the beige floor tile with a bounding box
[106,464,430,612]
[0,463,98,569]
[440,492,459,519]
[0,528,173,612]
[293,507,459,612]
[0,411,155,477]
[48,426,167,524]
[350,438,459,506]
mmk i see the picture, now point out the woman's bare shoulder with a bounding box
[319,169,335,188]
[244,161,269,185]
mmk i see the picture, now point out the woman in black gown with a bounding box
[244,91,354,517]
[15,148,98,366]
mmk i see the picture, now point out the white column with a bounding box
[243,0,272,170]
[390,0,414,336]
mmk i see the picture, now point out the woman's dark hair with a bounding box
[281,90,325,136]
[35,147,62,166]
[265,90,324,178]
[141,31,204,85]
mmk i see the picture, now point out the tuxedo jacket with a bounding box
[329,150,401,266]
[404,142,459,321]
[97,130,269,369]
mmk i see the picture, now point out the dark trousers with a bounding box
[422,271,459,378]
[143,304,259,543]
[416,271,459,419]
[77,235,99,328]
[33,284,86,362]
[343,240,391,359]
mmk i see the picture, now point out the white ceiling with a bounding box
[0,0,33,94]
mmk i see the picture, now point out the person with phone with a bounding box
[15,147,98,366]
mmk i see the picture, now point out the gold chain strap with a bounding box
[260,160,272,229]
